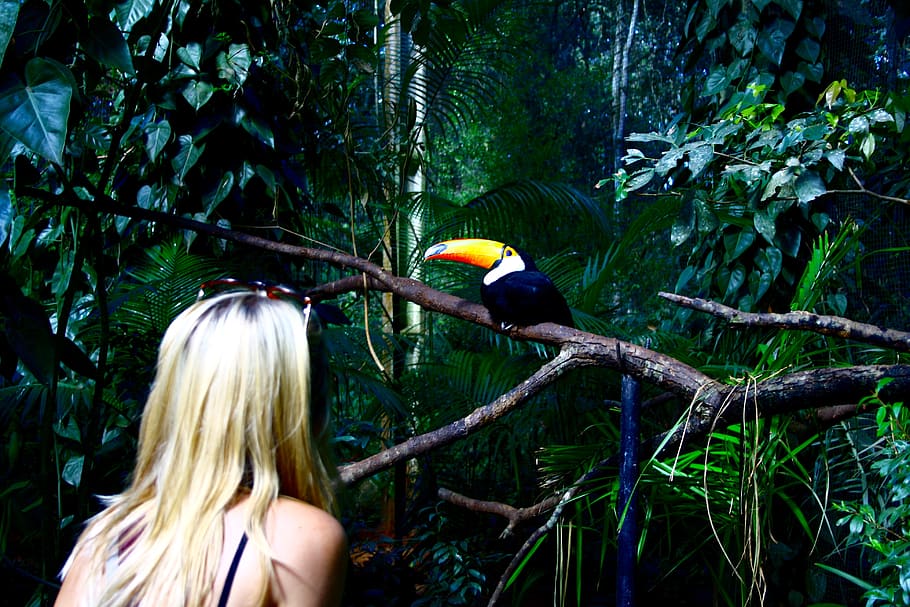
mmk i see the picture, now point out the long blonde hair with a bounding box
[62,291,337,606]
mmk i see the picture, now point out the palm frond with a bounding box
[111,243,222,336]
[424,180,610,255]
[402,0,520,138]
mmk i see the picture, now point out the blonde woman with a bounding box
[55,281,347,607]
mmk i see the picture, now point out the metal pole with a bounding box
[617,373,641,607]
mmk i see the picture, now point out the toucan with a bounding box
[424,238,574,328]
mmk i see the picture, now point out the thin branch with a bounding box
[437,488,560,538]
[659,291,910,352]
[819,167,910,206]
[339,347,587,484]
[488,450,618,605]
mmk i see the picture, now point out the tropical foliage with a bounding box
[0,0,908,606]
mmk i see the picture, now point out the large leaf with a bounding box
[171,134,204,184]
[145,119,171,163]
[114,0,156,32]
[82,16,135,75]
[755,19,795,66]
[0,59,73,165]
[0,0,18,65]
[216,44,251,87]
[794,170,826,204]
[181,80,214,110]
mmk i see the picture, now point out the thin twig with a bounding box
[659,292,910,352]
[819,167,910,206]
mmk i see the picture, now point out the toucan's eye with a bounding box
[505,249,513,256]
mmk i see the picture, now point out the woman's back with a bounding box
[55,495,347,607]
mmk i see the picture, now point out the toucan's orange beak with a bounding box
[423,238,507,270]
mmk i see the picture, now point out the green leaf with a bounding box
[671,199,696,246]
[762,168,792,201]
[182,80,214,110]
[686,143,714,178]
[236,107,275,148]
[795,38,820,63]
[114,0,156,30]
[0,0,19,65]
[814,563,874,592]
[794,171,826,203]
[756,20,794,66]
[724,228,755,262]
[848,115,869,134]
[655,147,685,176]
[799,61,824,83]
[805,16,825,38]
[729,18,756,56]
[177,43,203,71]
[704,66,729,96]
[62,455,84,487]
[755,269,773,300]
[627,132,676,144]
[824,148,845,170]
[625,168,655,191]
[0,182,11,246]
[860,134,876,160]
[82,16,135,75]
[867,109,894,124]
[723,263,746,301]
[0,59,74,165]
[145,119,171,163]
[136,184,168,212]
[894,107,905,132]
[754,209,776,243]
[202,172,235,215]
[780,70,805,96]
[216,43,251,87]
[171,135,204,184]
[53,247,75,296]
[756,246,783,278]
[811,211,829,232]
[775,223,801,257]
[777,0,803,18]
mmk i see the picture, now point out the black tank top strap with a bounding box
[217,533,248,607]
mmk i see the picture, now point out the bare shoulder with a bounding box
[268,497,347,607]
[269,497,346,557]
[54,544,90,606]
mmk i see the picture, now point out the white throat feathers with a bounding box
[483,252,526,285]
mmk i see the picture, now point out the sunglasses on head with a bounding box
[197,278,313,331]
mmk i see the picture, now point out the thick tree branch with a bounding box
[660,291,910,351]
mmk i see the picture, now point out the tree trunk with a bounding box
[612,0,641,177]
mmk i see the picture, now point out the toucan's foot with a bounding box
[500,321,515,331]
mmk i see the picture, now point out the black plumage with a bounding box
[480,251,574,328]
